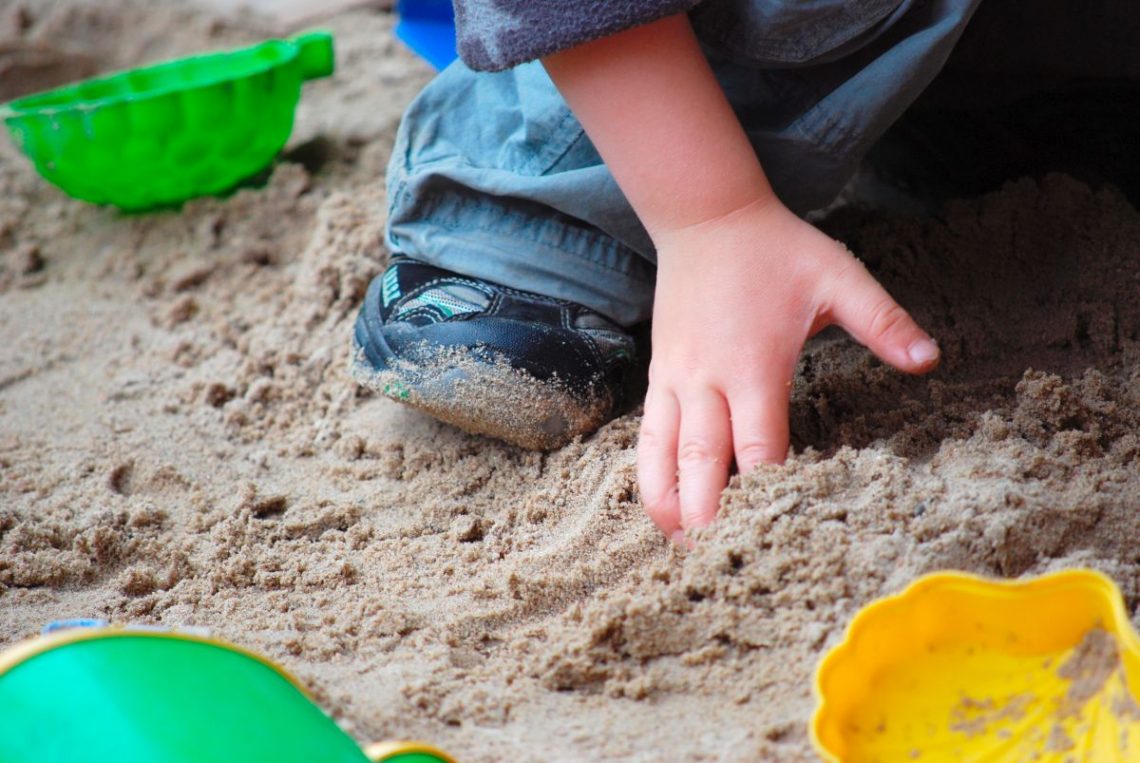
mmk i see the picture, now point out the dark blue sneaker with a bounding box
[352,257,639,449]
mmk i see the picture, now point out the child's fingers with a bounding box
[727,373,791,474]
[637,387,682,540]
[675,391,733,533]
[829,259,940,374]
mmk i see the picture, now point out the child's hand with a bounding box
[638,196,939,542]
[543,14,939,541]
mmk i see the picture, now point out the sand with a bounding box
[1,1,1138,760]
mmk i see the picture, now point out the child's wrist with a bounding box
[649,185,782,254]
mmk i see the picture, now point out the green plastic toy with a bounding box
[0,31,334,211]
[0,625,456,763]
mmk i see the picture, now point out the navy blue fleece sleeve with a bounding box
[453,0,703,71]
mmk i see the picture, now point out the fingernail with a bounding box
[671,530,687,547]
[907,338,939,366]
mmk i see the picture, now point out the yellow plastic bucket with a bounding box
[812,570,1140,762]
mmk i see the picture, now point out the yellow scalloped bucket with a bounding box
[812,570,1140,762]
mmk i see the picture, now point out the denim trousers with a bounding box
[384,0,983,326]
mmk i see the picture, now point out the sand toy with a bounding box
[0,32,334,211]
[812,569,1140,762]
[0,624,455,763]
[395,0,457,70]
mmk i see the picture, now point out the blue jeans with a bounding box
[385,0,981,326]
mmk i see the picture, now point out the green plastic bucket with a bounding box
[0,31,334,211]
[0,627,454,763]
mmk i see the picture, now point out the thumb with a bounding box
[828,258,940,374]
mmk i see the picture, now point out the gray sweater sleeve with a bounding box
[453,0,703,72]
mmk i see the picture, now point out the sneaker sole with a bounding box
[352,279,610,451]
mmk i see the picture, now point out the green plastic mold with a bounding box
[0,31,334,212]
[0,626,459,763]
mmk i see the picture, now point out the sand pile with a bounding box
[1,1,1137,760]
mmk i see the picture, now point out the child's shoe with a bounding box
[352,257,639,449]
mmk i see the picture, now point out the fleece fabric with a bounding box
[452,0,911,72]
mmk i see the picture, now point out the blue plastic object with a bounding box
[395,0,457,70]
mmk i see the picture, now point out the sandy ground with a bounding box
[1,1,1138,760]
